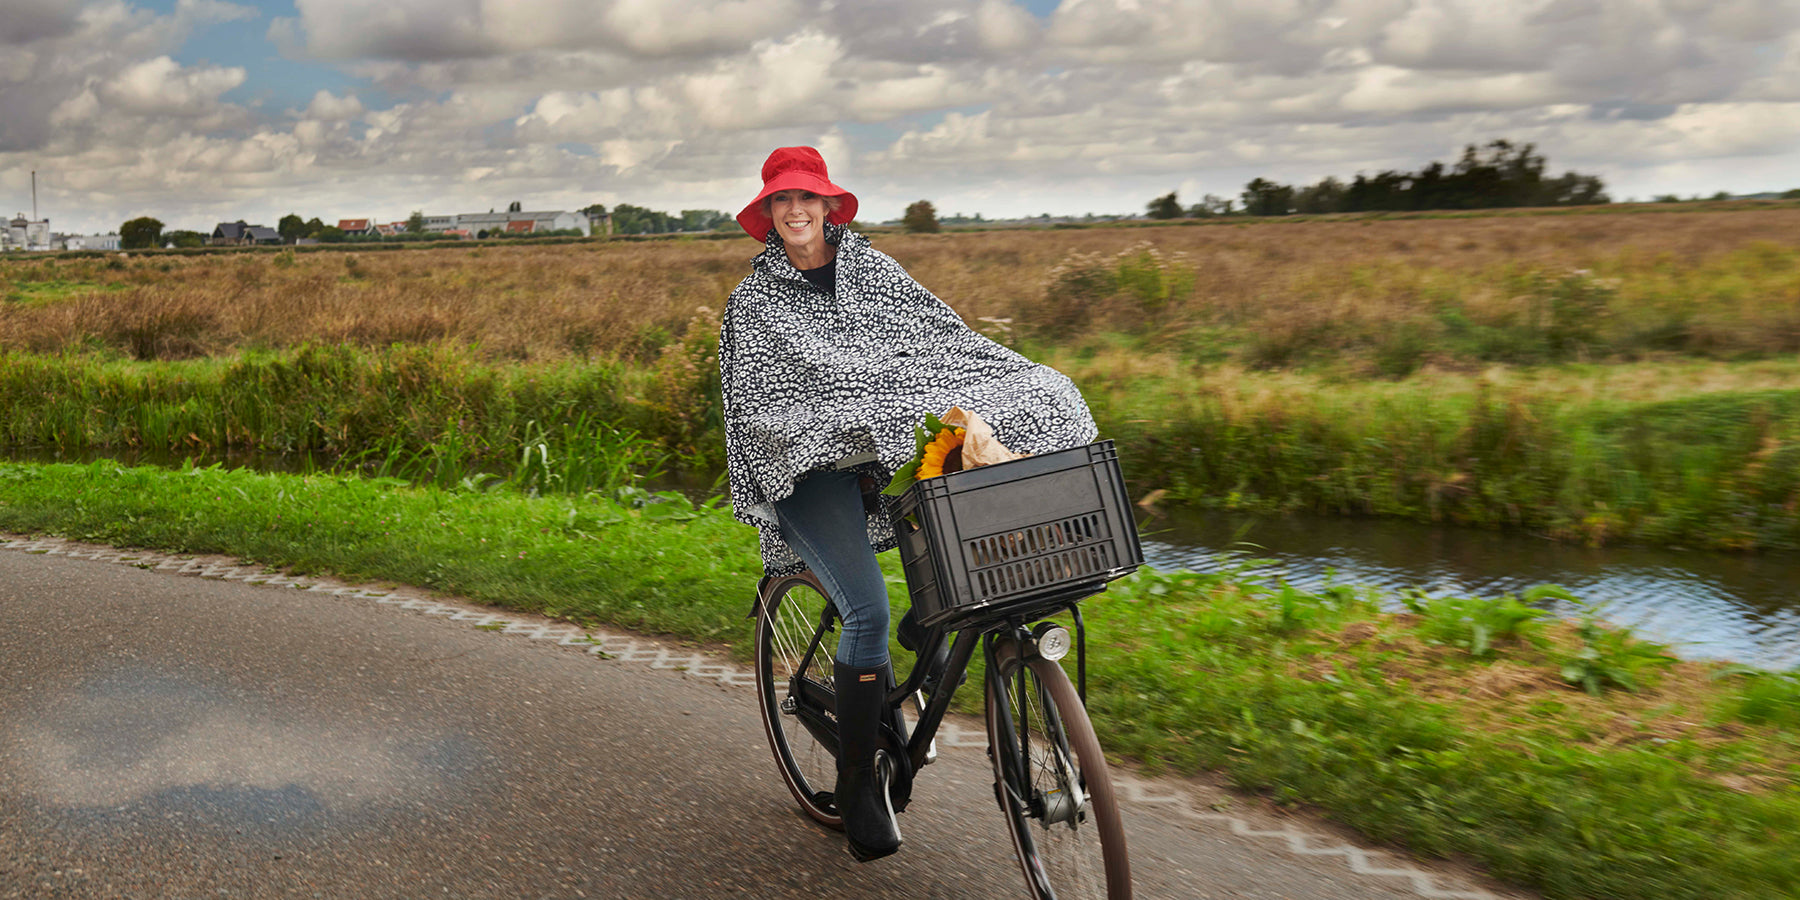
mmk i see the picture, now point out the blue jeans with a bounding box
[774,469,891,668]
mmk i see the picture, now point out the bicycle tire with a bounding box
[986,643,1132,899]
[753,573,844,829]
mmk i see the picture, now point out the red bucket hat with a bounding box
[736,146,859,241]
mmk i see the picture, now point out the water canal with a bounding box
[8,448,1798,669]
[1139,506,1800,670]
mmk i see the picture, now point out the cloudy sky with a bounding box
[3,0,1797,235]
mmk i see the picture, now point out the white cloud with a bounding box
[0,0,83,46]
[172,0,257,27]
[8,0,1800,234]
[600,0,803,56]
[300,89,364,122]
[1340,66,1562,115]
[99,56,246,117]
[974,0,1039,53]
[680,30,842,130]
[1573,101,1800,162]
[277,0,801,61]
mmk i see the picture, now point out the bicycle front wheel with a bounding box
[753,573,843,829]
[987,642,1131,899]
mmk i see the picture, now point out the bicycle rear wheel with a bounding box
[986,642,1131,899]
[753,573,843,828]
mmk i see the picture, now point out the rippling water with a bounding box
[1139,508,1800,670]
[10,449,1798,668]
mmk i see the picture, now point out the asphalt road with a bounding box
[0,541,1525,900]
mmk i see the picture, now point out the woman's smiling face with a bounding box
[767,189,829,253]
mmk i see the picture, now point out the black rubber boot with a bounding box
[834,660,903,862]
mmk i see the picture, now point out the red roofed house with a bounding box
[337,218,372,235]
[505,220,535,234]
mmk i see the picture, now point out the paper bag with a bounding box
[942,406,1027,469]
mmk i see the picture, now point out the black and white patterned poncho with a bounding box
[720,224,1097,576]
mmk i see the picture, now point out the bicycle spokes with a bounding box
[987,638,1131,898]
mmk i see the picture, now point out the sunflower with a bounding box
[916,427,966,480]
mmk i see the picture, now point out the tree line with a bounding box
[1148,140,1610,220]
[587,203,731,235]
[112,201,736,249]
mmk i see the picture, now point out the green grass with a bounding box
[0,343,709,476]
[0,278,127,306]
[1062,354,1800,550]
[7,345,1800,551]
[1,459,1796,899]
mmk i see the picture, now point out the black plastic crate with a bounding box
[890,440,1143,631]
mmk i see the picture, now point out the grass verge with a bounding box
[2,460,1796,899]
[9,345,1800,550]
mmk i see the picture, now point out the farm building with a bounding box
[64,233,121,251]
[211,221,281,246]
[422,209,590,238]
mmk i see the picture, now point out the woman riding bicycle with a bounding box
[719,146,1097,862]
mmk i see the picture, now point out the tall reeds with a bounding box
[4,206,1798,546]
[0,344,672,496]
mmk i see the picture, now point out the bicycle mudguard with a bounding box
[746,574,775,619]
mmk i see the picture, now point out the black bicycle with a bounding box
[751,442,1141,899]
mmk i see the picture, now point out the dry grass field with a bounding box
[2,204,1797,369]
[5,204,1800,550]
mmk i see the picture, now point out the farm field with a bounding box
[3,203,1800,549]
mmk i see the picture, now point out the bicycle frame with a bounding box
[751,573,1096,809]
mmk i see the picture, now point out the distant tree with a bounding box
[1542,173,1609,206]
[407,210,426,234]
[1146,191,1182,219]
[315,225,346,243]
[1783,188,1800,200]
[507,200,522,213]
[166,230,206,248]
[1186,193,1232,217]
[119,216,164,250]
[304,217,325,236]
[1294,177,1346,214]
[582,203,608,217]
[1241,179,1295,217]
[902,200,940,233]
[277,213,307,243]
[1654,194,1683,203]
[1286,140,1610,214]
[1709,191,1733,201]
[610,203,680,234]
[679,209,730,231]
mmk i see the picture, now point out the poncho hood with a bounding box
[720,224,1097,575]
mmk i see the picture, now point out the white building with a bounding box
[419,209,590,237]
[7,214,52,251]
[64,233,121,251]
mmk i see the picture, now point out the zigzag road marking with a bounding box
[1,533,1499,900]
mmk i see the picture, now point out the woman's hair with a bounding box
[762,191,844,219]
